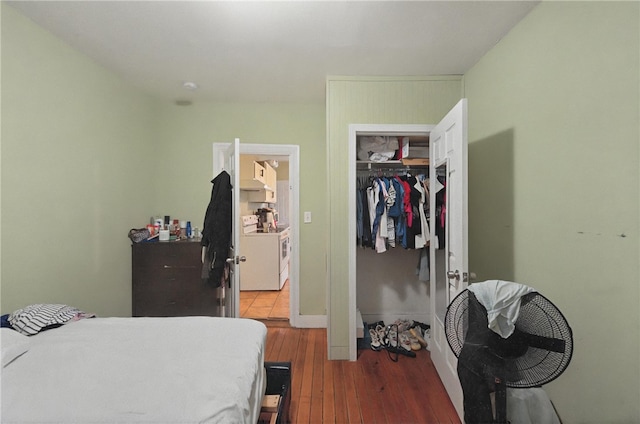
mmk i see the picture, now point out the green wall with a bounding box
[151,101,327,315]
[0,4,327,318]
[464,2,639,422]
[1,4,157,316]
[3,2,639,421]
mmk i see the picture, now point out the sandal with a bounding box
[369,322,385,351]
[399,331,414,352]
[409,327,428,349]
[406,331,422,351]
[384,325,398,348]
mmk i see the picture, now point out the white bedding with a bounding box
[1,317,267,424]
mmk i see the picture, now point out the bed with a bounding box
[1,316,268,423]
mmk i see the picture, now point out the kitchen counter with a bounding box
[245,226,290,236]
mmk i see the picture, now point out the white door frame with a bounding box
[347,124,434,361]
[344,104,467,421]
[213,142,301,327]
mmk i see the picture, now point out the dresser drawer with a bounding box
[132,241,202,269]
[131,241,217,317]
[132,278,219,317]
[133,263,200,285]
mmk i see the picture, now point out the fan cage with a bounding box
[445,289,573,388]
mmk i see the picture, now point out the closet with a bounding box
[353,127,435,330]
[326,76,463,362]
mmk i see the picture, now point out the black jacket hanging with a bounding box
[201,170,232,288]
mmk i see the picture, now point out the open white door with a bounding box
[429,99,468,420]
[212,138,242,318]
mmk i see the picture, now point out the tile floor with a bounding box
[240,279,289,320]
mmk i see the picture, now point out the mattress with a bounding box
[1,316,267,424]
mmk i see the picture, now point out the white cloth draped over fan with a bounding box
[467,280,535,338]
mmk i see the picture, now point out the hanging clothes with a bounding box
[368,179,387,253]
[361,188,372,248]
[356,188,363,245]
[390,177,406,248]
[201,170,232,288]
[398,176,413,250]
[413,175,429,249]
[435,176,446,250]
[383,178,396,248]
[355,170,429,261]
[403,174,422,249]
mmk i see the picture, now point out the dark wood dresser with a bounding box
[132,240,220,317]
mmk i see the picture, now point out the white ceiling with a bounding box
[9,1,539,103]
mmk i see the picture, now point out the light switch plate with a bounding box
[304,211,312,223]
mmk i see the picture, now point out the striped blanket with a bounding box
[8,304,93,335]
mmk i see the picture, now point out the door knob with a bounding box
[226,256,247,265]
[447,270,460,280]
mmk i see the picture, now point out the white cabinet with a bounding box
[265,161,276,191]
[247,161,277,203]
[239,157,267,189]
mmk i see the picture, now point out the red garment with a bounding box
[396,176,413,227]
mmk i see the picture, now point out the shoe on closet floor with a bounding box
[409,327,427,349]
[412,321,430,332]
[384,324,398,348]
[368,322,386,351]
[399,331,415,352]
[406,331,422,351]
[393,319,414,333]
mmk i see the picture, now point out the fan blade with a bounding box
[514,330,565,353]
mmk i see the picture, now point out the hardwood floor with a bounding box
[264,324,461,424]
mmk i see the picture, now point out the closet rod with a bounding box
[356,167,427,174]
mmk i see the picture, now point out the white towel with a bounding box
[467,280,535,338]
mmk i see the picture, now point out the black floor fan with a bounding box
[445,288,573,424]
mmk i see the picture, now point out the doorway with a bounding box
[347,124,434,361]
[213,143,300,325]
[239,153,291,321]
[345,100,468,419]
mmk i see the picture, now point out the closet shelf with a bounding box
[357,160,401,167]
[356,159,429,170]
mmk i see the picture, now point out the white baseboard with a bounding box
[361,313,430,327]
